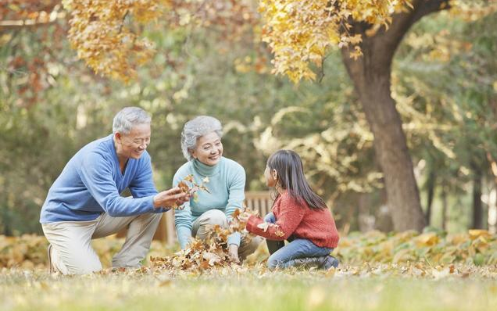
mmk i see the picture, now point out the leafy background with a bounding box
[1,4,496,236]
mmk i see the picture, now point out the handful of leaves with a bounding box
[256,222,285,238]
[206,207,258,242]
[171,174,210,209]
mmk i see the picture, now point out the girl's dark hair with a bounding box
[267,150,327,210]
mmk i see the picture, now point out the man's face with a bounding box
[115,123,151,160]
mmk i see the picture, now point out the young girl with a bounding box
[242,150,340,270]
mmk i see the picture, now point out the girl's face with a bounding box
[191,131,223,166]
[264,166,277,188]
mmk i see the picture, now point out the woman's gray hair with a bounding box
[181,116,223,161]
[113,107,151,134]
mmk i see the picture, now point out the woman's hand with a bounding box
[153,187,190,208]
[228,244,240,264]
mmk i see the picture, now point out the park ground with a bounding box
[2,231,497,310]
[2,266,497,311]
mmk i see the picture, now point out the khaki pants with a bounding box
[192,209,262,260]
[42,212,162,275]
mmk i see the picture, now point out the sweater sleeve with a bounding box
[79,151,155,217]
[246,195,306,241]
[225,163,246,246]
[173,167,193,249]
[129,153,169,214]
[225,163,246,218]
[128,153,157,197]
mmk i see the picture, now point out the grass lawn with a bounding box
[3,231,497,310]
[2,265,497,311]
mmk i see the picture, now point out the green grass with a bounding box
[2,267,497,311]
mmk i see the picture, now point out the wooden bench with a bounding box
[152,191,273,245]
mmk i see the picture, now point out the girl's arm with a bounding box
[246,195,306,240]
[225,163,246,247]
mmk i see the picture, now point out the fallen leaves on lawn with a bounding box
[335,229,497,266]
[150,238,231,271]
[4,229,497,274]
[322,262,497,280]
[150,208,258,272]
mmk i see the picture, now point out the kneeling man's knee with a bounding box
[66,255,102,275]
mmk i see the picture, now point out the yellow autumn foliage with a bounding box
[62,0,166,83]
[258,0,413,83]
[59,0,497,83]
[335,230,497,267]
[3,229,497,269]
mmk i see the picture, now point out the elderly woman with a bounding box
[173,116,261,263]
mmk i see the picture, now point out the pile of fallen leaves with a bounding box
[335,229,497,266]
[322,262,497,279]
[3,229,497,270]
[150,208,257,271]
[0,234,171,269]
[0,235,47,269]
[150,238,232,271]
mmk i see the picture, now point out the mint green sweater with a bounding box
[173,157,246,249]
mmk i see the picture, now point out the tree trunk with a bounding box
[489,187,497,234]
[358,193,375,232]
[339,0,449,231]
[472,166,483,229]
[343,63,425,230]
[375,188,394,232]
[487,154,497,233]
[441,182,448,231]
[425,170,436,226]
[341,33,423,231]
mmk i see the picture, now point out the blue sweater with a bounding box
[40,134,167,224]
[173,157,246,249]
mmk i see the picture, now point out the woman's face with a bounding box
[191,131,223,166]
[264,166,277,188]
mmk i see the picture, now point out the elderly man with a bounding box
[40,107,189,275]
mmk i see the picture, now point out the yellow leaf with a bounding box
[415,233,439,247]
[468,230,491,240]
[392,249,412,263]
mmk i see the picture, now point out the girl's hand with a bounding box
[238,212,251,223]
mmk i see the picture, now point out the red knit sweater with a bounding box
[246,192,340,248]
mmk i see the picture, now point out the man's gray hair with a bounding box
[181,116,223,161]
[113,107,151,134]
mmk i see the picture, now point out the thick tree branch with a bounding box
[412,0,451,24]
[361,0,450,66]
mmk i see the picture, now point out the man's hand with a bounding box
[228,244,240,264]
[153,187,190,209]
